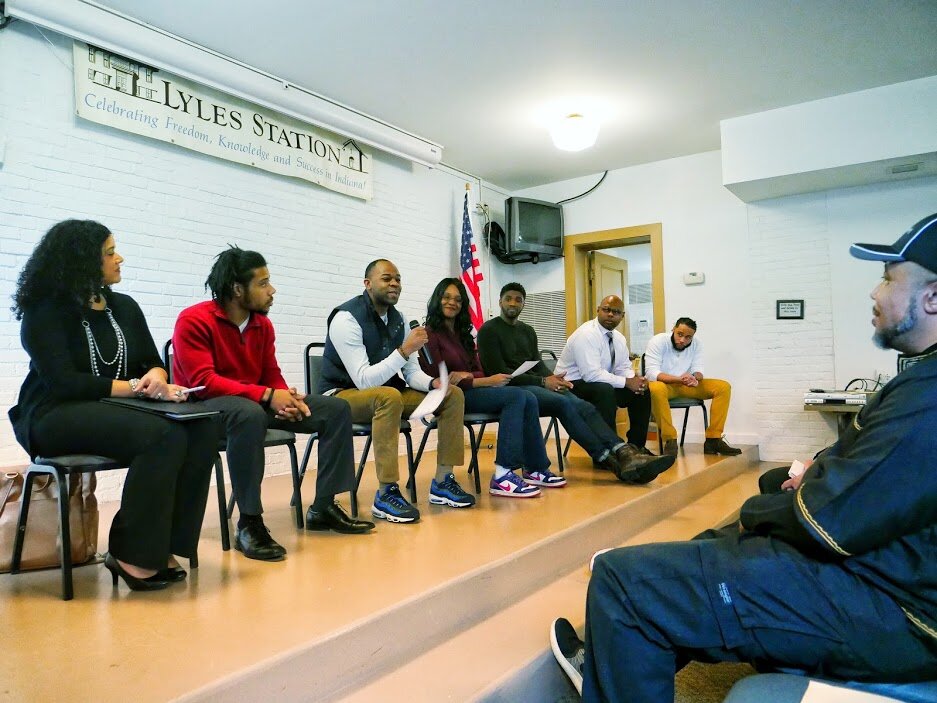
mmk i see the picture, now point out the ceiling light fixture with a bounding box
[550,113,599,152]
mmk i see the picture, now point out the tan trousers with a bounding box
[647,378,732,441]
[335,385,465,484]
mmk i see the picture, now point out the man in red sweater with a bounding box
[172,246,373,562]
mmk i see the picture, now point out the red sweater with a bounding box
[171,300,288,402]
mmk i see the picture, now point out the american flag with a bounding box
[460,191,485,333]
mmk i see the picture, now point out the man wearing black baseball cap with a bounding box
[549,213,937,702]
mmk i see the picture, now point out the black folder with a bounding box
[100,397,219,421]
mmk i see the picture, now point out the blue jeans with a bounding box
[463,386,550,472]
[522,384,624,461]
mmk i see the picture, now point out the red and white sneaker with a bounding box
[522,468,567,488]
[489,471,541,498]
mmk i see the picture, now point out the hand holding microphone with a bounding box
[404,319,433,366]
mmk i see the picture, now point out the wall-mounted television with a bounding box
[493,197,564,265]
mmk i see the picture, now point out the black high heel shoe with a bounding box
[103,553,170,591]
[155,565,187,583]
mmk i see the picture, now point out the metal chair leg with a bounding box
[552,420,565,474]
[680,408,690,447]
[287,442,303,529]
[466,424,485,494]
[410,427,433,489]
[404,431,416,504]
[294,435,316,507]
[563,436,572,458]
[350,435,372,518]
[56,470,73,601]
[214,456,230,551]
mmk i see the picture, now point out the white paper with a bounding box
[788,459,806,478]
[801,681,897,703]
[511,360,539,377]
[409,361,449,420]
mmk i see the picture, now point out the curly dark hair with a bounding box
[11,220,113,320]
[425,277,478,369]
[206,245,267,303]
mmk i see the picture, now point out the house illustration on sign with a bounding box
[341,139,368,173]
[86,46,160,102]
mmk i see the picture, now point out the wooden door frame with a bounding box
[563,223,665,337]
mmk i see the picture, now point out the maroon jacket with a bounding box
[420,326,484,389]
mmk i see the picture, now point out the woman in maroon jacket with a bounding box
[421,278,565,497]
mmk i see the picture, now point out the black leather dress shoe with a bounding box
[234,521,287,561]
[306,502,375,534]
[616,454,676,484]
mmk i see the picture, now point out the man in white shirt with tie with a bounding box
[555,295,655,452]
[643,317,740,456]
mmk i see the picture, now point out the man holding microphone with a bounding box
[319,259,468,524]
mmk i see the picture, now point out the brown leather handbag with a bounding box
[0,470,99,573]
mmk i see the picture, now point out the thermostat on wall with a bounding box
[682,272,705,286]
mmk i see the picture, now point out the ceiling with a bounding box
[92,0,937,190]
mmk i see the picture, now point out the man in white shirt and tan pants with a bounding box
[643,317,741,456]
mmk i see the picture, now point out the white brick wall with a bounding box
[747,195,838,459]
[0,23,508,500]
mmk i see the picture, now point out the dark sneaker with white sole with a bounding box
[429,473,476,508]
[550,617,585,695]
[371,483,420,523]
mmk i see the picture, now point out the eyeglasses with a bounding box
[442,295,463,304]
[598,306,624,316]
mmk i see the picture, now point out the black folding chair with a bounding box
[411,408,500,495]
[538,350,566,473]
[10,455,198,600]
[300,343,414,517]
[641,354,708,451]
[164,341,303,550]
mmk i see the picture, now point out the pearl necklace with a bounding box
[82,307,128,379]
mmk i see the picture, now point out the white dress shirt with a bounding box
[326,310,433,392]
[555,318,635,387]
[643,331,705,382]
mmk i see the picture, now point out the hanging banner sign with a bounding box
[73,43,373,200]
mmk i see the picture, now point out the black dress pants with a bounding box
[570,380,652,447]
[201,394,355,516]
[32,401,219,570]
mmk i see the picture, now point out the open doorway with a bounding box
[587,243,654,355]
[563,223,666,349]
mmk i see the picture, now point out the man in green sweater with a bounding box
[477,282,674,483]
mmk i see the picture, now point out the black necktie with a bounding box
[607,332,616,371]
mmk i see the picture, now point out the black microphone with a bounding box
[408,319,433,365]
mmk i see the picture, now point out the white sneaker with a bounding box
[590,547,614,572]
[489,471,541,498]
[550,617,584,695]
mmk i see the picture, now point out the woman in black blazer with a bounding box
[9,220,218,591]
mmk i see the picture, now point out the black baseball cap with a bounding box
[850,212,937,273]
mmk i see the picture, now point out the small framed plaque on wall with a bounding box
[776,299,804,320]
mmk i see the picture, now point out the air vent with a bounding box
[890,162,921,175]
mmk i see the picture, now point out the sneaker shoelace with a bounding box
[568,646,585,673]
[382,486,410,509]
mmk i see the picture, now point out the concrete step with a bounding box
[325,456,763,703]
